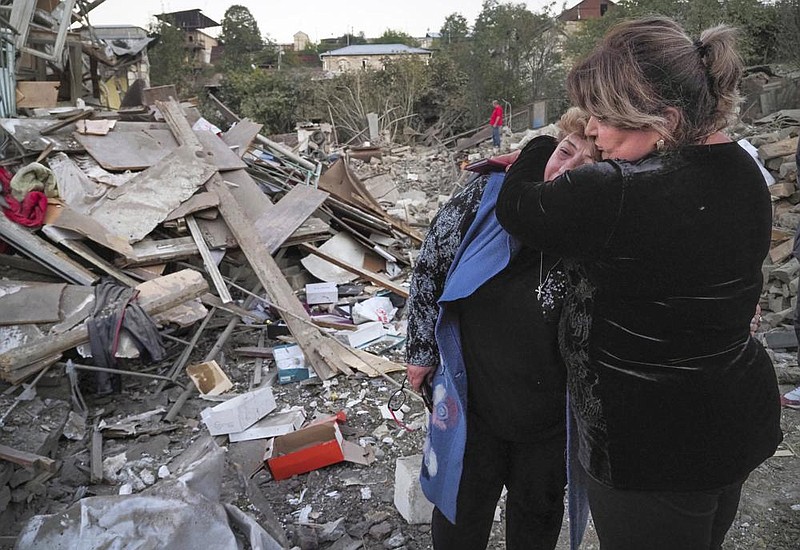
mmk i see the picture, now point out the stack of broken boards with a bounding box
[0,98,408,386]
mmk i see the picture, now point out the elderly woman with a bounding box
[496,17,782,550]
[405,108,597,550]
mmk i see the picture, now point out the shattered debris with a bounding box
[1,7,798,545]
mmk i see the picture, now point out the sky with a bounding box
[86,0,565,44]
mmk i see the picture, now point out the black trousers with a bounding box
[586,472,745,550]
[431,413,566,550]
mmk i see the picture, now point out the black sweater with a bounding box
[496,141,783,491]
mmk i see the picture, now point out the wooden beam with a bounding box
[0,215,98,286]
[0,270,209,379]
[155,98,202,149]
[0,443,56,473]
[115,237,199,268]
[42,229,139,288]
[186,215,232,303]
[207,175,340,380]
[298,243,408,298]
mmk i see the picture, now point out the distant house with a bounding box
[82,25,155,108]
[294,31,311,51]
[558,0,616,33]
[319,44,432,73]
[419,32,441,49]
[156,9,220,66]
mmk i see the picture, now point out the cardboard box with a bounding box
[274,344,311,384]
[265,418,374,480]
[186,360,232,396]
[266,421,345,480]
[229,409,306,443]
[305,282,338,304]
[334,321,386,348]
[16,81,60,109]
[200,386,276,436]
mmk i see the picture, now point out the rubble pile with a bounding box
[742,110,800,381]
[0,9,797,542]
[0,79,448,547]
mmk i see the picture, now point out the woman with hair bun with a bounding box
[496,16,782,550]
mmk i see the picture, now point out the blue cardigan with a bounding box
[418,171,588,548]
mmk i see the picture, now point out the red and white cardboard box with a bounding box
[264,417,374,480]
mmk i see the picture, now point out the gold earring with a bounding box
[655,139,665,151]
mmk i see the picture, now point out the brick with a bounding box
[394,454,434,524]
[759,137,799,161]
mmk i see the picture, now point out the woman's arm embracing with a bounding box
[497,150,625,260]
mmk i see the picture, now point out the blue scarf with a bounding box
[421,171,589,548]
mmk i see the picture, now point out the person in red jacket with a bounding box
[490,100,503,149]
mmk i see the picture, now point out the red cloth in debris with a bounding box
[0,166,48,228]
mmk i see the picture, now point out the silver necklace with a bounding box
[537,251,562,301]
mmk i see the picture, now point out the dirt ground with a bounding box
[3,325,799,550]
[3,134,800,548]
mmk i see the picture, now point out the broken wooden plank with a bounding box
[41,227,139,288]
[255,184,329,252]
[87,145,217,243]
[0,215,98,285]
[252,330,266,387]
[73,128,177,171]
[155,98,202,149]
[0,254,59,277]
[195,130,247,171]
[163,191,219,222]
[44,203,134,257]
[2,355,61,386]
[142,85,178,106]
[0,282,66,325]
[0,443,57,472]
[235,346,274,358]
[0,270,209,378]
[0,118,84,153]
[207,175,339,380]
[75,119,116,136]
[42,109,93,136]
[298,243,409,298]
[115,237,199,268]
[223,169,274,221]
[186,214,232,303]
[222,118,263,159]
[192,171,276,249]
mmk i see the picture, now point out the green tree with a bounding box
[219,5,264,71]
[439,13,470,44]
[215,69,317,133]
[467,1,565,125]
[564,0,780,66]
[774,0,800,66]
[372,29,420,47]
[148,17,194,95]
